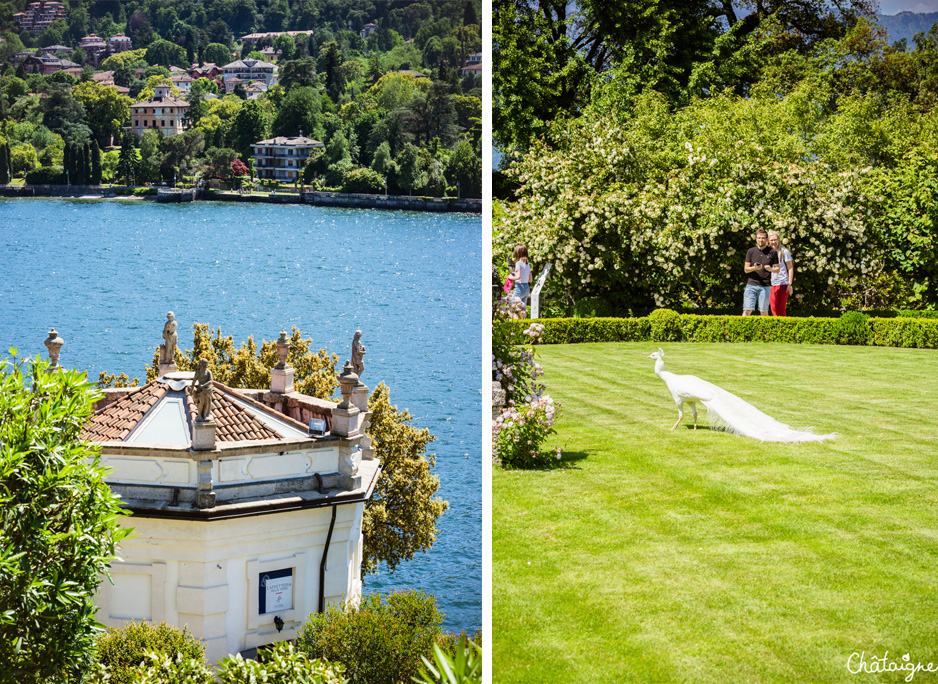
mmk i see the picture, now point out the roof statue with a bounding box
[189,359,214,421]
[351,330,365,378]
[160,311,177,365]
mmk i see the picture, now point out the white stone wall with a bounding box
[96,502,365,662]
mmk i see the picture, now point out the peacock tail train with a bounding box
[699,383,836,443]
[649,349,836,443]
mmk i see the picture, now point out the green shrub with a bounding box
[0,355,130,684]
[832,311,872,345]
[94,621,206,684]
[648,308,684,341]
[217,641,346,684]
[414,634,482,684]
[298,590,442,684]
[496,310,938,349]
[132,187,157,196]
[341,167,385,194]
[24,165,65,185]
[897,309,938,319]
[573,296,616,318]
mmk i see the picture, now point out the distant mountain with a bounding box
[877,11,938,45]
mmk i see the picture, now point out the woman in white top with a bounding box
[511,244,532,317]
[768,231,794,316]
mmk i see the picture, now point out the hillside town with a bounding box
[0,0,483,197]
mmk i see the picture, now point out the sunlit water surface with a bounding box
[0,197,482,634]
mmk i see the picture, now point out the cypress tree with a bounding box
[84,143,92,185]
[63,143,72,183]
[0,144,9,184]
[91,141,102,185]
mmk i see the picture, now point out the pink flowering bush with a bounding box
[493,297,562,466]
[493,396,561,467]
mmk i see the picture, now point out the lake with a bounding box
[0,197,482,634]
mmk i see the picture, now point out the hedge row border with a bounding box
[499,313,938,349]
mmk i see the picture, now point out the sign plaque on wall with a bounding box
[258,568,293,614]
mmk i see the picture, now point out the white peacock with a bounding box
[648,348,836,443]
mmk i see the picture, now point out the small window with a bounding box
[161,120,165,127]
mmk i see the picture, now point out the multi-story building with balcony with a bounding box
[222,58,278,92]
[108,34,132,53]
[251,135,325,183]
[130,85,189,138]
[13,1,67,35]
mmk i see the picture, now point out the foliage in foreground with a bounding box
[0,353,130,684]
[87,635,345,684]
[492,298,562,467]
[102,324,447,576]
[94,621,205,684]
[414,634,483,684]
[298,590,443,684]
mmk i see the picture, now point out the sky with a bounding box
[880,0,938,13]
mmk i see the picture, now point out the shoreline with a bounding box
[0,184,482,214]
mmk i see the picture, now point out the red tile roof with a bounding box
[83,379,298,444]
[82,382,166,442]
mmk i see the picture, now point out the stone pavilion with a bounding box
[72,319,379,661]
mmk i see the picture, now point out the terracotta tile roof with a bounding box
[82,382,166,442]
[84,377,304,445]
[189,382,282,442]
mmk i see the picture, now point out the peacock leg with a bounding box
[671,404,684,430]
[692,404,698,429]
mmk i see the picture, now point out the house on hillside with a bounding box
[22,52,80,76]
[222,58,278,93]
[129,84,189,138]
[14,1,67,35]
[252,135,324,182]
[360,22,378,39]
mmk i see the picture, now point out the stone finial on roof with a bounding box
[275,330,290,369]
[337,361,359,410]
[44,327,63,371]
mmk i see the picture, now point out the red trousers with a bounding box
[770,285,789,316]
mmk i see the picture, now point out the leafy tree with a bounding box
[233,82,248,100]
[445,139,481,198]
[0,353,130,683]
[279,57,319,91]
[159,129,204,181]
[230,98,270,158]
[144,39,189,69]
[394,143,421,195]
[10,142,38,175]
[273,33,297,62]
[101,49,148,72]
[202,42,232,66]
[0,31,25,64]
[39,83,90,143]
[72,81,131,146]
[271,86,323,138]
[204,146,238,179]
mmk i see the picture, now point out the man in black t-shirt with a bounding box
[742,228,779,316]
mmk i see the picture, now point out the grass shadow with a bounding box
[499,450,589,471]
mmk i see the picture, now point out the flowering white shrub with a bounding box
[495,90,881,311]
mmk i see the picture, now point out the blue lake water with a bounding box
[0,197,482,634]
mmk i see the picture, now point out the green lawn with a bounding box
[493,342,938,684]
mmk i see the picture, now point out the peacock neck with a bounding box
[655,357,666,377]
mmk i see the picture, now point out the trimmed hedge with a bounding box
[498,311,938,348]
